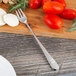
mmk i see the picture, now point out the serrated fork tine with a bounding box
[20,8,26,17]
[17,9,23,17]
[15,10,20,19]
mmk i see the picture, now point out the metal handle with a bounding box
[25,23,59,70]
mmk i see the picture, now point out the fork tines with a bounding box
[15,9,25,18]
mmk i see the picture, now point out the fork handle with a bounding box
[25,23,59,70]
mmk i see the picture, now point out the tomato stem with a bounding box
[72,22,76,27]
[67,27,76,32]
[73,18,76,23]
[67,18,76,32]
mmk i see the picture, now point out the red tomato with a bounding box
[29,0,42,9]
[53,0,66,8]
[42,0,51,6]
[44,14,63,29]
[60,9,76,19]
[43,1,64,14]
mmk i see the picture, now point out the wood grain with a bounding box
[0,0,76,39]
[0,32,76,76]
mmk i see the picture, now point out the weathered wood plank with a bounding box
[0,33,76,76]
[0,0,76,39]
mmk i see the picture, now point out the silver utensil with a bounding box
[15,9,59,70]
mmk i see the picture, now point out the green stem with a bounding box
[67,27,76,32]
[72,22,76,27]
[8,0,29,13]
[73,18,76,23]
[9,2,23,13]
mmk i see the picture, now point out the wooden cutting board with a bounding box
[0,0,76,39]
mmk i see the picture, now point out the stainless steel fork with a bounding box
[16,9,59,70]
